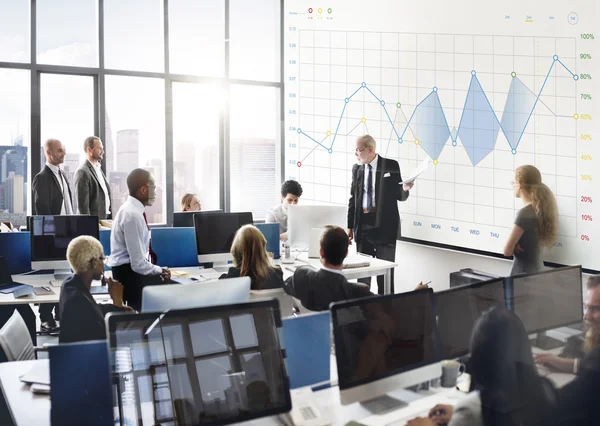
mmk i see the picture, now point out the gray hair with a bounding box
[359,135,377,150]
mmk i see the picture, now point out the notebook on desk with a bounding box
[342,256,371,269]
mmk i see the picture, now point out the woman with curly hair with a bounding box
[503,165,558,275]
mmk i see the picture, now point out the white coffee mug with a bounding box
[441,360,466,388]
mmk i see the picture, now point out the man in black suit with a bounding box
[347,135,413,295]
[75,136,112,219]
[284,226,372,311]
[32,138,74,332]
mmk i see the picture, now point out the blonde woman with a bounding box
[503,165,558,275]
[180,193,201,212]
[219,225,284,290]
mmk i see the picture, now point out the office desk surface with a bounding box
[2,273,112,305]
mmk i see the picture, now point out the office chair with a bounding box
[250,289,296,318]
[0,310,35,361]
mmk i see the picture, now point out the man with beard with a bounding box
[75,136,112,219]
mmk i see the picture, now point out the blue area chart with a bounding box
[296,56,577,166]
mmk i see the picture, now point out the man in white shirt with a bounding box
[265,180,303,240]
[106,168,171,310]
[75,136,112,219]
[31,138,74,332]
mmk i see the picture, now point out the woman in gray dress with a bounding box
[503,165,558,275]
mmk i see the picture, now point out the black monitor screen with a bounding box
[173,210,223,228]
[194,212,253,255]
[30,215,99,261]
[436,278,508,359]
[331,289,438,390]
[512,266,583,334]
[107,300,291,426]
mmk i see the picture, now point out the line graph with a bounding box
[296,55,578,166]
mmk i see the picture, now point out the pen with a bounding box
[41,286,50,292]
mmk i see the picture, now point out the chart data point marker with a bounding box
[433,86,438,92]
[574,74,579,81]
[361,82,366,87]
[415,139,420,145]
[327,148,333,154]
[297,161,302,167]
[326,130,331,136]
[433,159,439,165]
[553,54,559,61]
[511,149,517,155]
[361,117,366,123]
[511,71,517,78]
[452,141,457,146]
[345,98,349,103]
[573,113,579,120]
[471,70,476,76]
[396,102,401,108]
[380,100,385,106]
[398,137,403,143]
[297,128,302,133]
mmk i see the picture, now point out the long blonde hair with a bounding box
[230,225,272,290]
[515,165,558,247]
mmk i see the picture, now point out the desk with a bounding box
[290,253,398,295]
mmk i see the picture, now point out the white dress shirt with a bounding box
[45,162,73,215]
[362,154,378,209]
[89,160,111,215]
[320,265,345,275]
[106,196,162,276]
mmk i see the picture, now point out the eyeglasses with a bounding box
[584,305,600,315]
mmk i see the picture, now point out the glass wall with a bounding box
[0,0,282,225]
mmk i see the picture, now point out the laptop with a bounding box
[0,256,31,294]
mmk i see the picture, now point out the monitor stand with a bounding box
[360,395,408,415]
[530,331,565,351]
[53,269,72,281]
[211,262,231,274]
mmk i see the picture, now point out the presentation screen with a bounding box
[284,0,600,271]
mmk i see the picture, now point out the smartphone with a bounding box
[31,383,51,395]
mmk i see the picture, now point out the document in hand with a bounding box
[399,158,431,185]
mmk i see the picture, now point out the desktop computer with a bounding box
[510,265,583,350]
[141,277,251,312]
[331,289,441,407]
[287,205,346,252]
[172,210,223,228]
[193,211,253,264]
[436,277,509,359]
[106,299,291,426]
[29,215,99,279]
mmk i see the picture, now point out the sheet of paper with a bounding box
[399,158,431,184]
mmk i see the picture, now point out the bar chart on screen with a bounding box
[284,0,599,270]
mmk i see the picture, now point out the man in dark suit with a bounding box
[32,138,74,332]
[75,136,112,219]
[347,135,413,295]
[284,226,372,311]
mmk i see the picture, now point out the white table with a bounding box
[0,360,460,426]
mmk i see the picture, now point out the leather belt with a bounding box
[362,208,376,213]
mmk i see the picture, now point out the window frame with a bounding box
[0,0,284,224]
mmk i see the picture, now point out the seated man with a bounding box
[59,236,132,344]
[535,274,600,373]
[265,180,303,241]
[106,168,170,311]
[283,226,372,311]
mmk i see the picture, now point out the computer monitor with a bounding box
[331,289,440,406]
[141,277,251,312]
[194,212,253,263]
[510,266,583,349]
[173,210,223,228]
[106,299,291,426]
[287,205,347,249]
[436,277,509,359]
[29,215,99,275]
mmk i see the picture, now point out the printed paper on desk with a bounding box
[399,158,431,185]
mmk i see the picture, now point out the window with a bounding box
[0,0,29,63]
[229,85,280,219]
[0,69,30,227]
[229,0,280,82]
[40,73,94,214]
[168,0,225,77]
[37,0,98,67]
[105,75,165,223]
[173,82,221,212]
[104,0,164,72]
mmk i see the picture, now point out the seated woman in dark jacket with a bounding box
[59,235,131,344]
[219,225,284,290]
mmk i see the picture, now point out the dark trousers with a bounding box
[39,303,59,322]
[356,216,396,295]
[111,264,163,312]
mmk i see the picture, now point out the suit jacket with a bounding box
[32,165,73,215]
[58,274,126,344]
[219,266,284,291]
[347,155,409,243]
[74,160,112,219]
[283,266,372,311]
